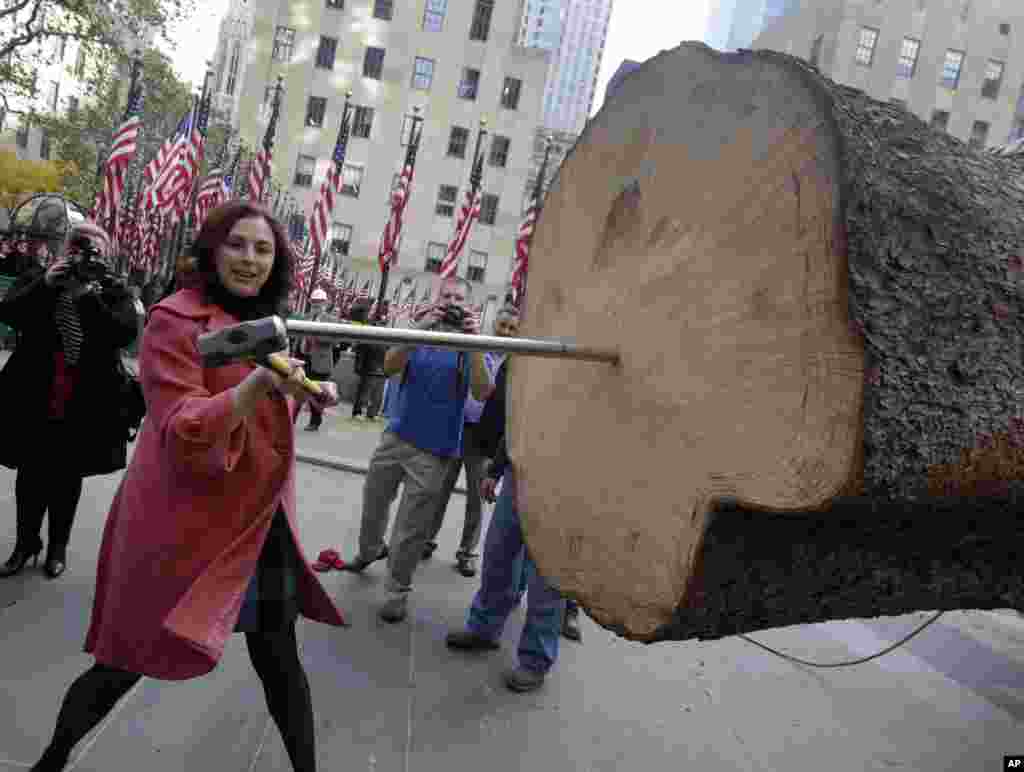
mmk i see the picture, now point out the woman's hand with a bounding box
[259,356,311,400]
[310,380,340,408]
[44,259,76,289]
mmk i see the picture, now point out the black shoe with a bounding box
[44,557,66,579]
[446,630,500,651]
[0,542,43,578]
[422,541,438,560]
[31,744,70,771]
[340,546,389,573]
[455,553,478,577]
[561,606,582,642]
[304,424,320,432]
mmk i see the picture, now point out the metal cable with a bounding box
[738,611,945,668]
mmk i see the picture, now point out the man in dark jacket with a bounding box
[444,347,576,694]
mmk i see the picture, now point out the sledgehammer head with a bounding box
[196,316,289,367]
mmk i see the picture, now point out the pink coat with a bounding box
[85,288,346,681]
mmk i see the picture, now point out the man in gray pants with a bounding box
[342,277,493,623]
[423,305,520,577]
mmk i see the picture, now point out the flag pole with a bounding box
[513,135,553,307]
[375,106,423,322]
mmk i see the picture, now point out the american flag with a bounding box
[310,108,352,261]
[140,102,203,222]
[512,144,553,306]
[379,119,422,272]
[92,84,144,235]
[141,110,192,191]
[440,151,485,279]
[249,80,283,204]
[193,169,229,232]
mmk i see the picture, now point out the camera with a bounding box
[67,234,109,284]
[438,303,467,331]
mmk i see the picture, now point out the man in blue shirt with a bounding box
[422,305,520,577]
[342,277,492,623]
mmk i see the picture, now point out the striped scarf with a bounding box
[55,291,84,366]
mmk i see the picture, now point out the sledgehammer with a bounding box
[195,316,324,397]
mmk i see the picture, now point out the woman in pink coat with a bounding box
[30,201,345,772]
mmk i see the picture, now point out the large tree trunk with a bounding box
[508,43,1024,642]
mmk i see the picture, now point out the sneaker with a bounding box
[561,606,582,642]
[454,553,478,578]
[445,630,500,651]
[503,666,546,693]
[379,594,408,623]
[422,541,438,560]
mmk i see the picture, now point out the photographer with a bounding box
[0,222,140,580]
[351,307,388,422]
[296,288,336,431]
[339,276,492,624]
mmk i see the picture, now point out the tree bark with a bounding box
[510,43,1024,642]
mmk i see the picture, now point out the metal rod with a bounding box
[285,319,620,364]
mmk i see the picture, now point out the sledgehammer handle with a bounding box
[263,352,324,397]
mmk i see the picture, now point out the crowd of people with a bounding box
[0,200,583,772]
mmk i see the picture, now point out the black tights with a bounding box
[15,464,83,559]
[34,625,316,772]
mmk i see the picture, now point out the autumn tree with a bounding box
[0,150,74,210]
[0,0,195,118]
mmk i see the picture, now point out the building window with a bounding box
[74,45,87,77]
[982,59,1004,99]
[941,49,964,89]
[1011,118,1024,142]
[225,40,241,95]
[930,109,950,132]
[854,26,878,66]
[352,105,374,139]
[470,0,494,41]
[501,77,522,109]
[489,135,510,167]
[373,0,393,20]
[46,80,59,111]
[39,129,51,159]
[272,26,296,62]
[447,126,469,158]
[295,155,316,186]
[423,0,447,31]
[425,242,445,273]
[412,57,435,90]
[479,193,499,225]
[467,250,487,282]
[341,164,363,197]
[896,37,920,78]
[458,67,480,100]
[999,22,1010,35]
[316,36,338,69]
[15,120,28,149]
[330,223,352,256]
[326,0,343,8]
[969,120,989,148]
[436,185,458,217]
[808,34,823,68]
[305,96,327,127]
[400,114,418,145]
[363,47,385,79]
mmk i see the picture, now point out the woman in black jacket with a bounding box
[0,223,140,579]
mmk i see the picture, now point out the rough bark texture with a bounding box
[656,494,1024,642]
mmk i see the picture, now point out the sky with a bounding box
[165,0,714,114]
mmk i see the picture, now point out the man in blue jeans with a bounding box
[446,356,569,692]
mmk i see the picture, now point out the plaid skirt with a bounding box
[234,508,301,632]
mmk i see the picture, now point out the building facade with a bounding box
[754,0,1024,147]
[538,0,613,134]
[211,0,550,307]
[706,0,799,52]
